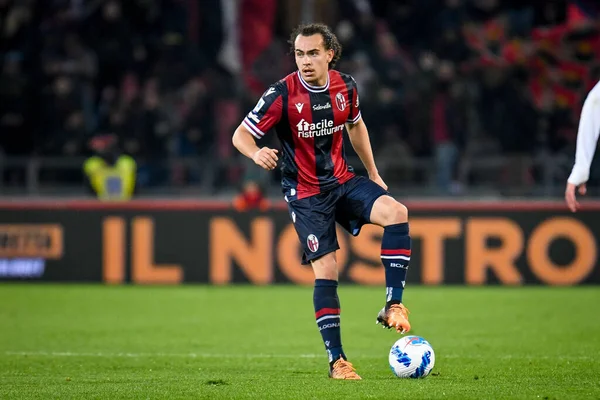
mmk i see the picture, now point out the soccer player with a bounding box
[565,79,600,212]
[232,23,412,380]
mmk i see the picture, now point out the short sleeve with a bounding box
[242,85,283,139]
[347,77,361,124]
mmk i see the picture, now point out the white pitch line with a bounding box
[2,351,595,361]
[3,351,322,359]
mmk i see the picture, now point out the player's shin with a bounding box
[381,223,411,309]
[313,279,345,365]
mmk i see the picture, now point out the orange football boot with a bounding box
[376,304,411,334]
[329,358,362,380]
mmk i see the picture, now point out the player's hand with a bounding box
[370,173,388,191]
[565,182,586,213]
[252,147,279,171]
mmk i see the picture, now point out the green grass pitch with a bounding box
[1,284,599,399]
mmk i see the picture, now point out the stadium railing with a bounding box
[0,153,577,198]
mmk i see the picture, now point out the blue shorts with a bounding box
[287,175,388,264]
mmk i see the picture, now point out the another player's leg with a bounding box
[311,253,361,380]
[369,195,412,334]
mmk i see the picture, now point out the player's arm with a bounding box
[232,125,278,170]
[232,85,283,171]
[565,89,600,212]
[346,118,387,190]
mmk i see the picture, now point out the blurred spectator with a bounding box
[0,52,32,155]
[497,69,539,190]
[83,134,137,200]
[87,0,132,90]
[431,61,467,194]
[233,180,270,211]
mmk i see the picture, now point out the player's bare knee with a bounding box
[388,202,408,225]
[311,253,338,280]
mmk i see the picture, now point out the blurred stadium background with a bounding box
[0,0,599,198]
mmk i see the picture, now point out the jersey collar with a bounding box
[297,71,330,93]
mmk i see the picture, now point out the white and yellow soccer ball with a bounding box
[389,335,435,378]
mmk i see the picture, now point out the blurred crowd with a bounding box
[0,0,599,194]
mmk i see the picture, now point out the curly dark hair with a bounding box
[288,23,342,69]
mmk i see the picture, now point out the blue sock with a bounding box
[313,279,345,366]
[381,223,411,308]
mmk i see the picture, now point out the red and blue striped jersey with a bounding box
[242,70,361,201]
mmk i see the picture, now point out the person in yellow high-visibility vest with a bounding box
[83,134,137,200]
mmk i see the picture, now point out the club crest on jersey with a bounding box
[335,92,347,111]
[307,234,319,252]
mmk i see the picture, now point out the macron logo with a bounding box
[265,87,276,97]
[295,103,304,113]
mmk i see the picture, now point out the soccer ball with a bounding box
[389,335,435,378]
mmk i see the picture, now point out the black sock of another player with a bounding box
[313,279,345,367]
[381,223,411,310]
